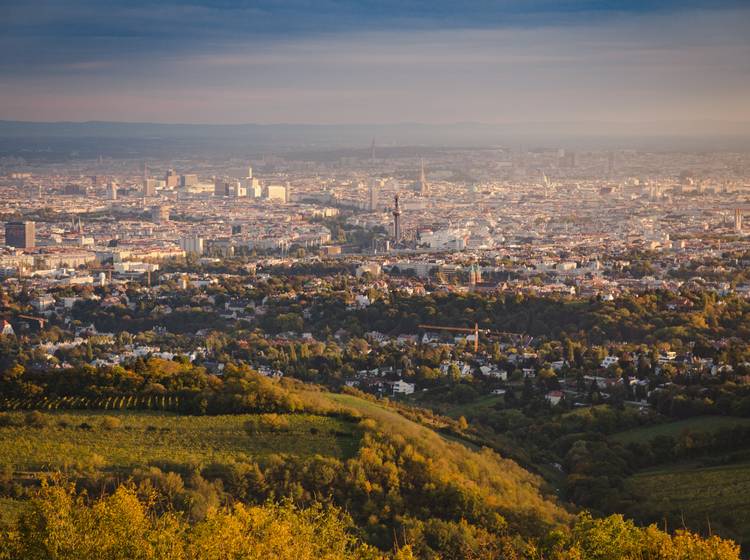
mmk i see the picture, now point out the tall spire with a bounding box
[392,193,402,242]
[418,158,428,196]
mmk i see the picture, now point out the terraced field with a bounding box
[626,460,750,546]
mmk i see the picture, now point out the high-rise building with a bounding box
[252,181,262,198]
[180,174,198,188]
[243,177,262,197]
[735,208,744,233]
[143,162,156,197]
[233,181,247,197]
[392,194,402,242]
[144,179,158,197]
[165,169,179,188]
[179,236,204,255]
[107,180,118,201]
[214,178,229,197]
[215,178,246,197]
[240,165,258,198]
[151,206,170,224]
[266,184,287,203]
[5,221,35,249]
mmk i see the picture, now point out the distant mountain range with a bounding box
[0,120,748,160]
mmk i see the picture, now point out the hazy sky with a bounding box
[1,0,749,125]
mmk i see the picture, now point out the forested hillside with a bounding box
[0,365,742,559]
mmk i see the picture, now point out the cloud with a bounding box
[0,1,748,125]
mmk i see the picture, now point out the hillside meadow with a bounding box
[0,410,361,475]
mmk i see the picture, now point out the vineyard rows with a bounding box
[0,395,180,412]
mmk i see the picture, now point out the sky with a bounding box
[0,0,749,127]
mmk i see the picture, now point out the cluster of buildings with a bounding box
[0,147,748,294]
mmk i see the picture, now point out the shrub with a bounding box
[100,416,123,430]
[0,413,21,427]
[259,413,290,432]
[24,411,49,428]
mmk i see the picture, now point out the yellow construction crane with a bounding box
[418,323,527,353]
[17,315,47,329]
[418,323,482,352]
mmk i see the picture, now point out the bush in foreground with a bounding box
[0,480,740,560]
[0,480,395,560]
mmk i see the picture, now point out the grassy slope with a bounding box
[329,393,571,528]
[438,394,507,419]
[610,416,750,445]
[0,410,360,474]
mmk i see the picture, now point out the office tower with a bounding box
[108,180,118,200]
[607,151,616,175]
[179,236,204,255]
[144,179,158,197]
[165,169,179,188]
[5,221,35,249]
[392,194,402,241]
[151,206,170,224]
[266,184,287,202]
[735,208,744,233]
[180,174,198,188]
[416,159,429,196]
[143,162,156,196]
[233,181,247,197]
[214,178,230,197]
[215,178,245,197]
[368,178,380,211]
[239,165,259,197]
[243,177,261,197]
